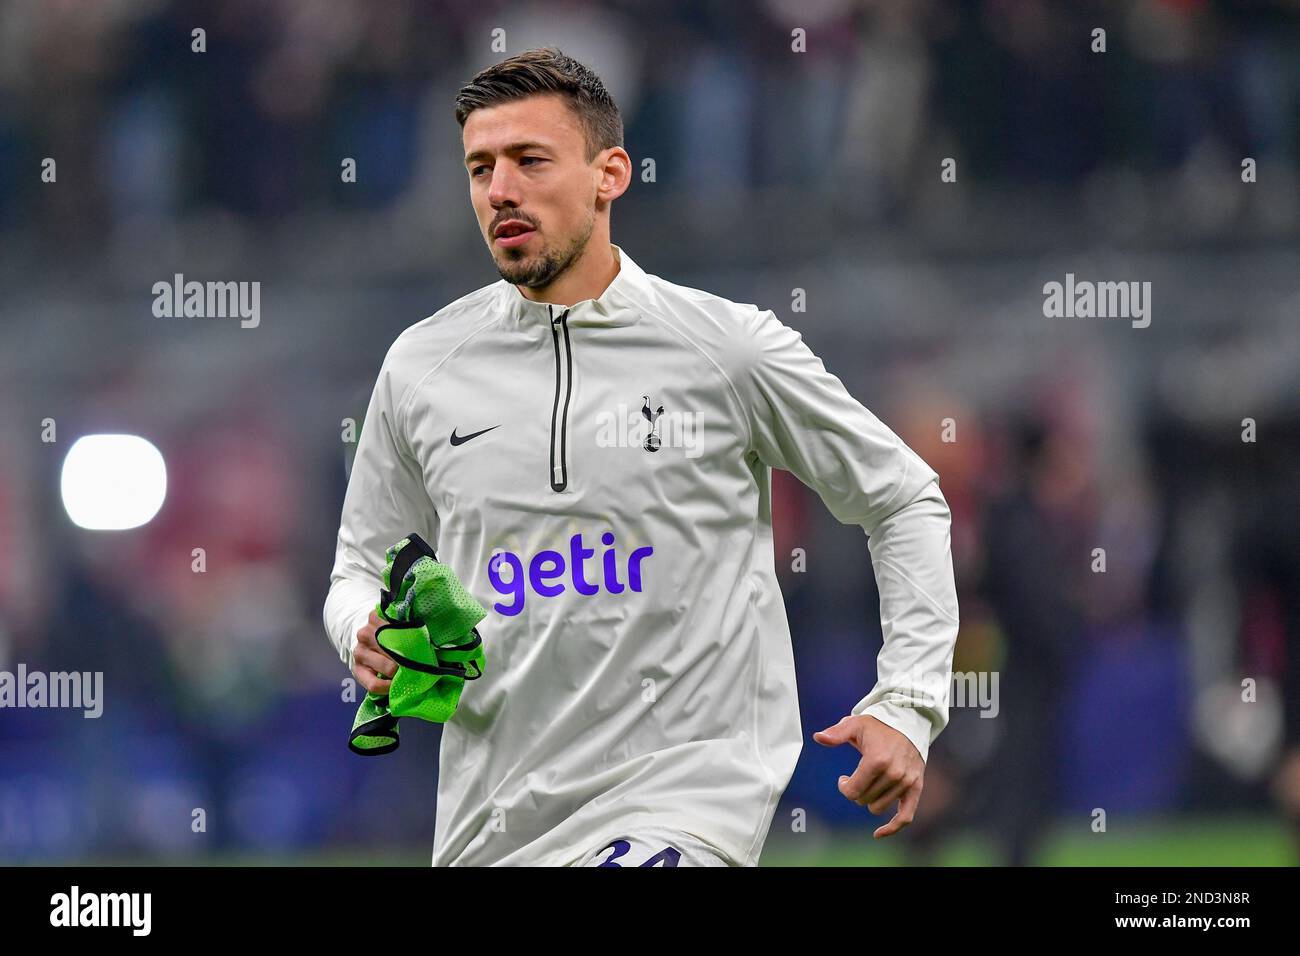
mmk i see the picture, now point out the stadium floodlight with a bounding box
[60,434,167,531]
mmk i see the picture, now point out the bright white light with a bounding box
[61,434,167,530]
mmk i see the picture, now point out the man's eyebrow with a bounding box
[464,142,552,167]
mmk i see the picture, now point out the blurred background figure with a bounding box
[977,411,1090,866]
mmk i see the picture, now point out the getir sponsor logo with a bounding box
[488,532,653,616]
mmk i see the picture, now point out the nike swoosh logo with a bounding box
[449,424,500,446]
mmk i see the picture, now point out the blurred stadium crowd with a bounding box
[0,0,1298,863]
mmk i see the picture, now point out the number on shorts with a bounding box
[594,840,682,867]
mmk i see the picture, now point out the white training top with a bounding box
[323,243,959,866]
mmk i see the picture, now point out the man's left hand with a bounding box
[813,715,924,839]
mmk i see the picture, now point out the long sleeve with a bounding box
[323,346,440,667]
[850,481,959,763]
[734,308,959,762]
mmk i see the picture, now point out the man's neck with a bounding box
[517,242,621,307]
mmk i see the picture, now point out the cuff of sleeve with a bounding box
[341,606,369,667]
[852,697,936,764]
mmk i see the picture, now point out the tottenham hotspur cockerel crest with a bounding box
[641,395,665,452]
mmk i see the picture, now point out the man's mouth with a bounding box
[494,221,536,247]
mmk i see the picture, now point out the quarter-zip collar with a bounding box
[502,243,651,328]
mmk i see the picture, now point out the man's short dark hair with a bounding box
[454,47,623,163]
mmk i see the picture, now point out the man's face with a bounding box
[463,93,600,289]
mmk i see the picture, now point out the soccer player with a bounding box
[324,47,959,867]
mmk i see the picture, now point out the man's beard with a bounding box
[494,213,594,290]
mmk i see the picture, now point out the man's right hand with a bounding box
[352,609,396,694]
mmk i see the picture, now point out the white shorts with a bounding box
[575,825,735,867]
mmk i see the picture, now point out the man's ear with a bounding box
[596,148,632,202]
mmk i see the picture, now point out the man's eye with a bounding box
[471,157,541,177]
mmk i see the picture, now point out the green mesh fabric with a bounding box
[348,539,487,756]
[387,555,485,645]
[375,622,463,723]
[349,694,398,753]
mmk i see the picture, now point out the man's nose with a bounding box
[487,165,523,207]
